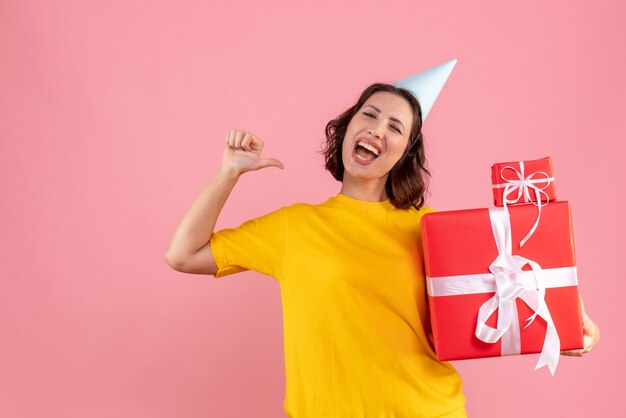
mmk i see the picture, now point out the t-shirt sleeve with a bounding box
[209,207,287,280]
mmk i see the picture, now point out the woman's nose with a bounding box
[368,127,382,138]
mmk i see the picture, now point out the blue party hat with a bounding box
[394,59,457,121]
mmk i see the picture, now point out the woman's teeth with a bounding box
[357,141,380,156]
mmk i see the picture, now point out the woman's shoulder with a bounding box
[419,205,437,214]
[279,199,437,217]
[394,204,436,224]
[395,204,436,215]
[283,199,340,215]
[273,199,332,214]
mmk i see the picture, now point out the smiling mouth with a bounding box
[354,140,381,161]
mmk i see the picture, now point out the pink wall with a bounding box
[2,1,623,417]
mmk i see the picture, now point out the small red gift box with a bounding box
[492,157,557,207]
[421,202,583,375]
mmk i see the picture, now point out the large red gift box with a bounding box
[492,157,557,206]
[421,202,583,374]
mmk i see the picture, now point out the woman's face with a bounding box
[341,91,414,184]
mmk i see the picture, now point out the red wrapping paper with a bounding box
[421,202,583,361]
[492,157,557,206]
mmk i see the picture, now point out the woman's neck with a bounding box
[339,176,388,202]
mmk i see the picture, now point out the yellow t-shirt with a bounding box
[210,193,466,418]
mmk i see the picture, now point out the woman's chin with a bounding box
[343,164,390,184]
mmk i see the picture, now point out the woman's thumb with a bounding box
[255,157,285,170]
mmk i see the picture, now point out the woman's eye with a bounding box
[363,112,374,118]
[391,125,401,133]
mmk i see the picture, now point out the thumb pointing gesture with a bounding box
[222,129,285,175]
[251,157,285,171]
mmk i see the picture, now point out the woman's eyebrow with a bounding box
[364,104,406,130]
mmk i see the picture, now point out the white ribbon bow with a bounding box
[492,161,555,247]
[477,208,561,375]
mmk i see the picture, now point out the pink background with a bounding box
[2,1,624,417]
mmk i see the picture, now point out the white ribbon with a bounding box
[426,207,578,375]
[492,161,555,247]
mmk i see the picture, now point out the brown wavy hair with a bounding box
[323,83,430,210]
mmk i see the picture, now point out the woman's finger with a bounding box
[561,349,584,357]
[234,130,246,149]
[227,129,237,148]
[247,133,263,151]
[241,132,253,151]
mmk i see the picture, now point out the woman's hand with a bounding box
[221,129,284,177]
[561,295,600,357]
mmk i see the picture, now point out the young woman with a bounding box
[164,83,599,418]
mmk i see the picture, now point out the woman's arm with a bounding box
[164,129,284,274]
[561,295,600,356]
